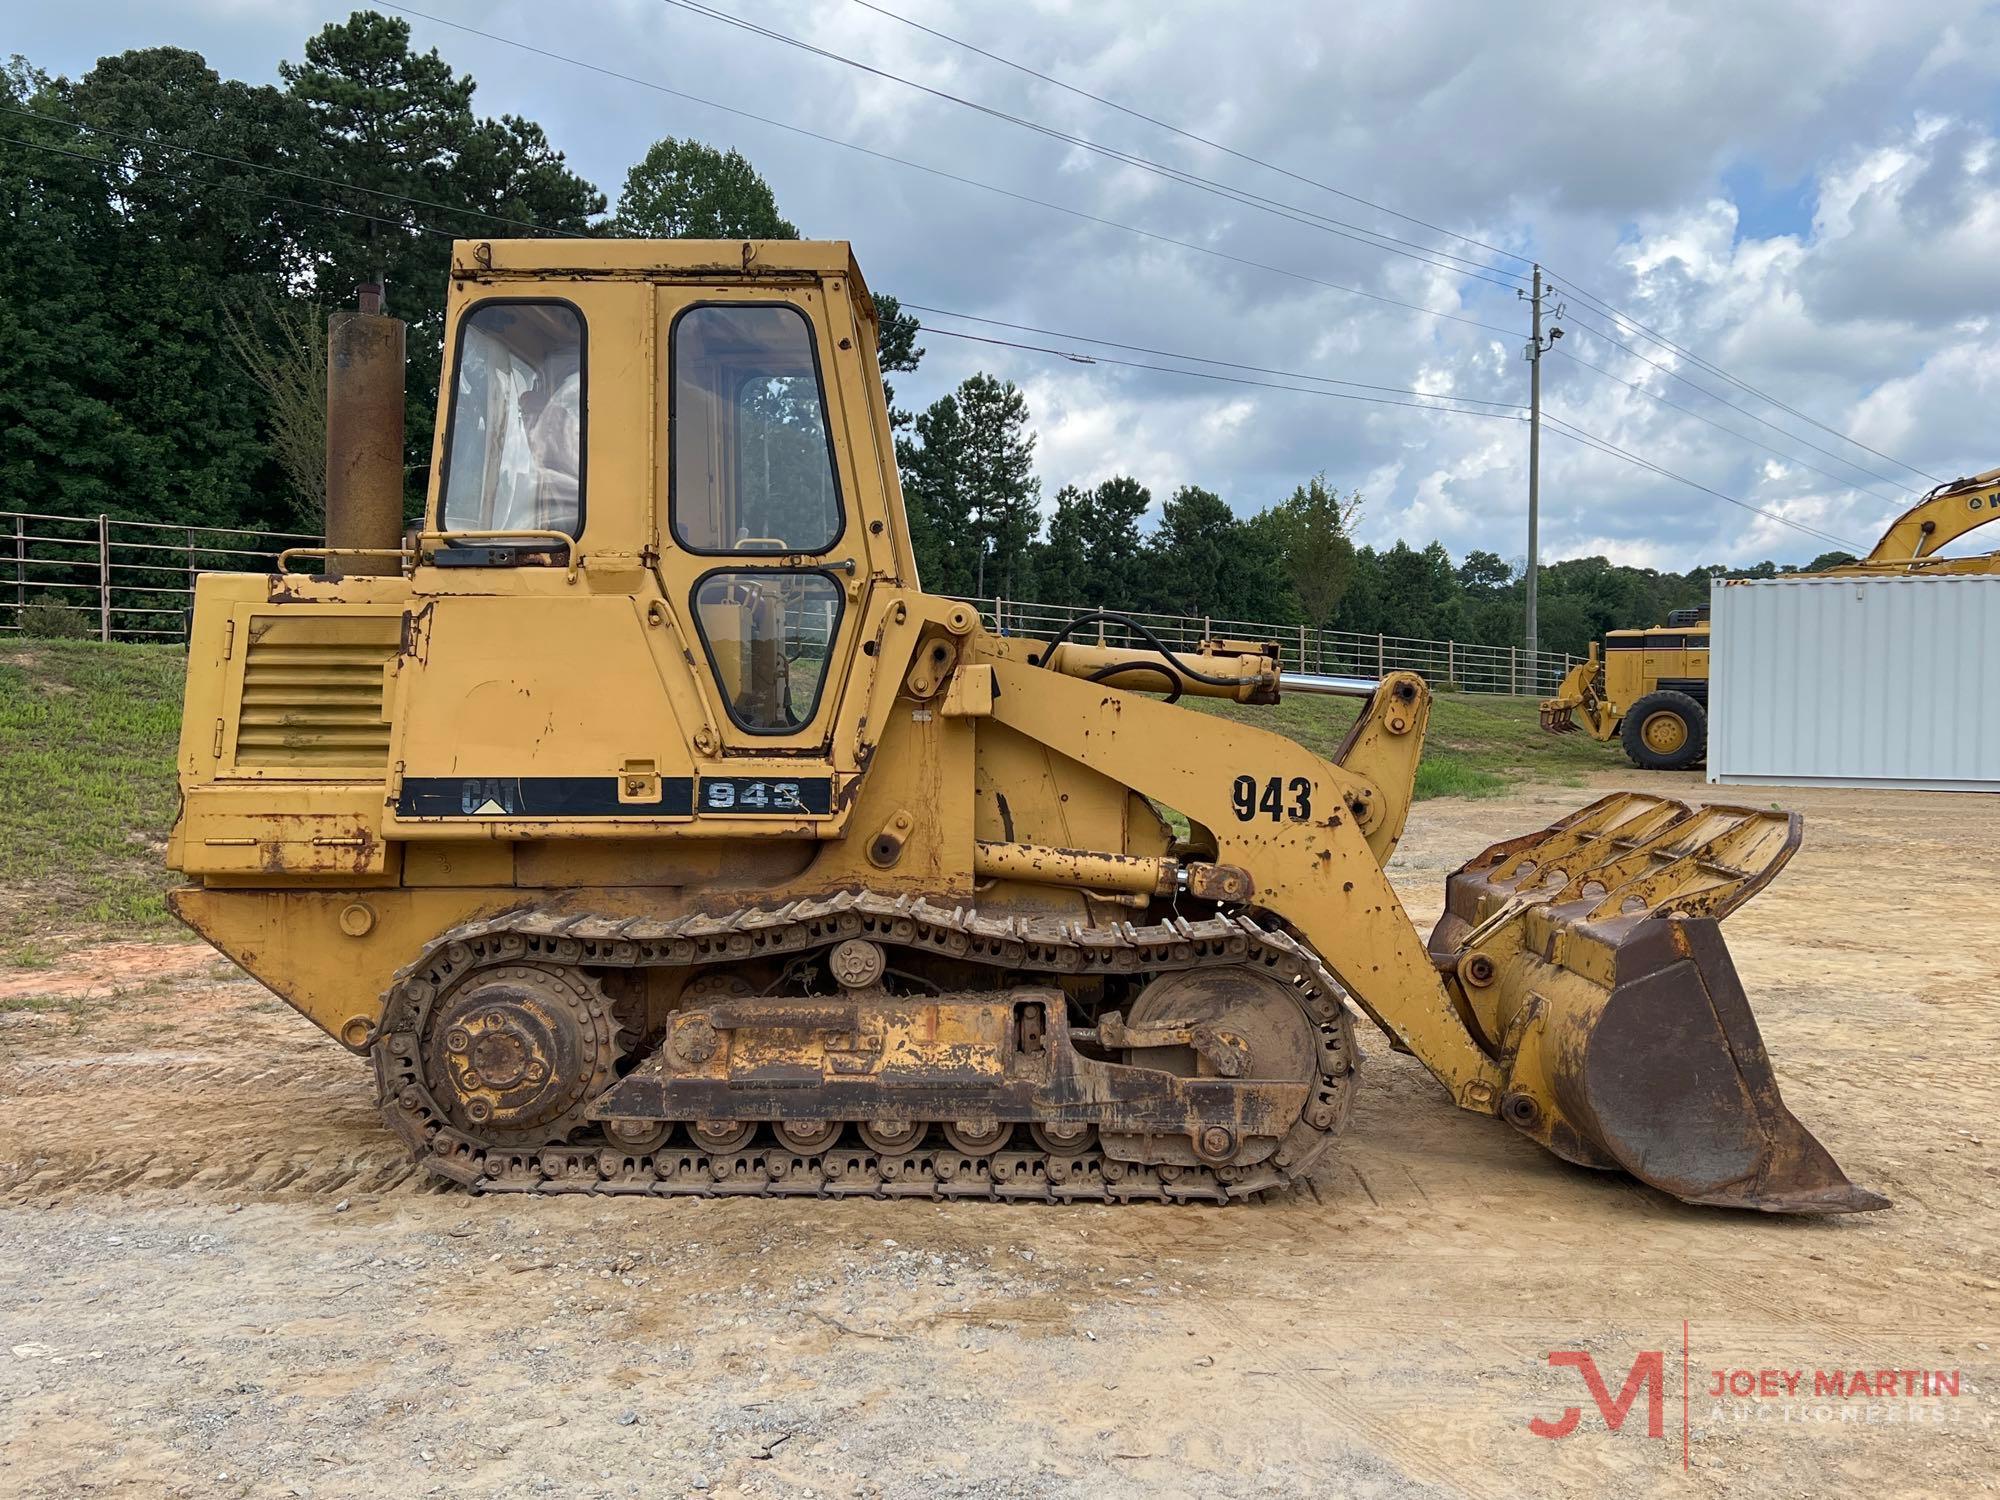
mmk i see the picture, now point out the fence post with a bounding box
[97,514,111,642]
[12,514,22,620]
[1510,645,1518,696]
[1297,623,1306,672]
[1376,633,1385,678]
[1202,614,1211,643]
[1447,639,1455,686]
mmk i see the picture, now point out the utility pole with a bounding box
[1519,265,1563,664]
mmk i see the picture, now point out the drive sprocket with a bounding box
[413,961,625,1149]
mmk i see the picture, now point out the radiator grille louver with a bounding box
[234,617,400,769]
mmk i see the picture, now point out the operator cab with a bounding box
[419,240,908,756]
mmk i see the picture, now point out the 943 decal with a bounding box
[698,776,832,816]
[1231,774,1312,823]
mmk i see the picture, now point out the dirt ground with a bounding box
[1,773,1995,1499]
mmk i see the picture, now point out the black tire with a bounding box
[1620,690,1706,771]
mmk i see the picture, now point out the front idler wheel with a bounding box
[1116,965,1335,1169]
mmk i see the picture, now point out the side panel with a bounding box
[170,574,413,879]
[384,593,701,837]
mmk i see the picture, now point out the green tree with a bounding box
[1147,485,1232,614]
[1457,549,1512,595]
[615,137,796,238]
[1,49,318,528]
[1143,484,1286,620]
[1267,473,1359,631]
[1035,485,1091,604]
[1079,476,1151,607]
[1368,540,1464,640]
[959,376,1041,597]
[898,392,964,592]
[873,293,924,431]
[899,375,1040,596]
[281,12,604,508]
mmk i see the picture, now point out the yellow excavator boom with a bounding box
[1826,466,2000,575]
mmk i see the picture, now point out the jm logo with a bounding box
[1530,1351,1665,1440]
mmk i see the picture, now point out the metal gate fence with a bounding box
[3,511,315,641]
[0,510,1574,696]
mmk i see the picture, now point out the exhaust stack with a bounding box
[324,283,406,576]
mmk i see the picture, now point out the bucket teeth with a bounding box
[1433,793,1887,1215]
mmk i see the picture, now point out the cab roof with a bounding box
[448,238,875,330]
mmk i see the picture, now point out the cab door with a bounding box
[654,285,871,820]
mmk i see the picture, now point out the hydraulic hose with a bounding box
[1033,610,1250,691]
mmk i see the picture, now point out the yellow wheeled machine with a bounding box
[165,240,1882,1212]
[1540,612,1710,770]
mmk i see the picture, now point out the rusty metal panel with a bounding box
[1710,574,2000,791]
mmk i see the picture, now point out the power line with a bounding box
[1547,276,1942,486]
[657,0,1524,289]
[1543,412,1860,551]
[1553,345,1906,508]
[837,0,1936,488]
[905,304,1526,409]
[5,124,1519,425]
[380,4,1519,337]
[1555,303,1920,497]
[374,4,1861,550]
[847,0,1532,276]
[8,72,1853,554]
[913,323,1529,421]
[6,108,1523,419]
[0,103,582,241]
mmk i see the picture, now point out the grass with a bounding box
[1193,684,1611,799]
[0,641,1607,949]
[0,641,187,941]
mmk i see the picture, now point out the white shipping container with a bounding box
[1709,574,2000,791]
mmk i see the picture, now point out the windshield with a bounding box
[672,304,841,554]
[441,302,584,537]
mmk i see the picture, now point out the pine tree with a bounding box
[899,375,1040,597]
[1267,473,1359,631]
[1081,475,1150,608]
[1036,485,1091,603]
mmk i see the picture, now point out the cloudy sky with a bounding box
[18,0,2000,569]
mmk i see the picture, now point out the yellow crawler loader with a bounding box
[165,240,1883,1212]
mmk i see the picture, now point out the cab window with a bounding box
[441,301,585,537]
[672,305,841,554]
[693,571,844,733]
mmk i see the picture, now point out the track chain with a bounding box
[373,890,1358,1203]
